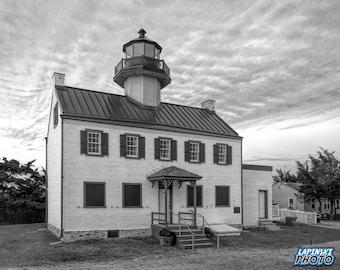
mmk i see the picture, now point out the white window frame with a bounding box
[335,199,340,209]
[311,199,315,209]
[160,139,171,160]
[189,142,199,162]
[218,145,227,164]
[288,197,294,209]
[126,135,139,158]
[87,132,101,155]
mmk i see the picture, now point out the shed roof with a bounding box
[55,86,240,138]
[147,166,202,181]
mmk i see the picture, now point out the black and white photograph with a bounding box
[0,0,339,269]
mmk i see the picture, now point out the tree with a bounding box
[273,168,297,183]
[296,148,340,218]
[0,157,45,224]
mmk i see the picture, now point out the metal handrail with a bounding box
[194,213,214,235]
[151,212,166,225]
[173,212,197,251]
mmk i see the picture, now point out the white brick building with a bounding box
[46,29,272,241]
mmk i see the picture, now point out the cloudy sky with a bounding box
[0,0,339,173]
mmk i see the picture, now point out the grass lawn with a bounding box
[0,223,339,269]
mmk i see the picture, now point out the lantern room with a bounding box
[123,29,162,59]
[113,29,171,107]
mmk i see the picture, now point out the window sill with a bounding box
[84,206,107,208]
[85,153,105,157]
[124,156,142,159]
[122,206,143,208]
[215,205,230,207]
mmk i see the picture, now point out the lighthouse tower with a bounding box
[113,29,171,108]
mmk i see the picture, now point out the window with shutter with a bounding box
[187,185,203,207]
[84,182,106,207]
[215,186,230,207]
[121,134,145,159]
[214,144,232,165]
[185,141,205,163]
[122,183,142,207]
[80,130,108,156]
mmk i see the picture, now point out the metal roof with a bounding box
[56,86,240,138]
[147,166,202,181]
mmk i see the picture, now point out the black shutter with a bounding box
[184,141,190,162]
[120,134,126,157]
[154,138,160,160]
[80,131,87,154]
[187,186,194,207]
[227,145,232,165]
[101,133,108,156]
[213,144,218,164]
[197,186,202,207]
[139,136,145,159]
[171,139,177,161]
[199,143,205,163]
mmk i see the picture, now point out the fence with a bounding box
[278,208,317,224]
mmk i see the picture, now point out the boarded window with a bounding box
[84,182,105,207]
[123,184,142,207]
[187,186,203,207]
[215,186,230,206]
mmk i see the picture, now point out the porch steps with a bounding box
[170,228,214,249]
[258,220,281,231]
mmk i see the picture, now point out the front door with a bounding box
[258,190,268,219]
[159,183,172,224]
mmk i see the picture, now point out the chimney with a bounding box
[52,72,65,86]
[201,99,215,112]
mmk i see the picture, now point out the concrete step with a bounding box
[171,229,203,235]
[258,220,274,225]
[176,234,207,240]
[179,238,211,244]
[180,242,214,249]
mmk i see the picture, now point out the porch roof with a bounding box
[147,166,202,182]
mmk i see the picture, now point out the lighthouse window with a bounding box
[134,43,144,57]
[126,45,133,58]
[145,43,154,57]
[155,48,160,59]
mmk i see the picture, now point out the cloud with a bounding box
[0,0,339,169]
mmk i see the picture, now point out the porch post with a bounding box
[164,180,168,228]
[193,181,197,226]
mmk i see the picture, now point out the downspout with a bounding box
[45,136,48,228]
[241,139,244,227]
[61,119,64,239]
